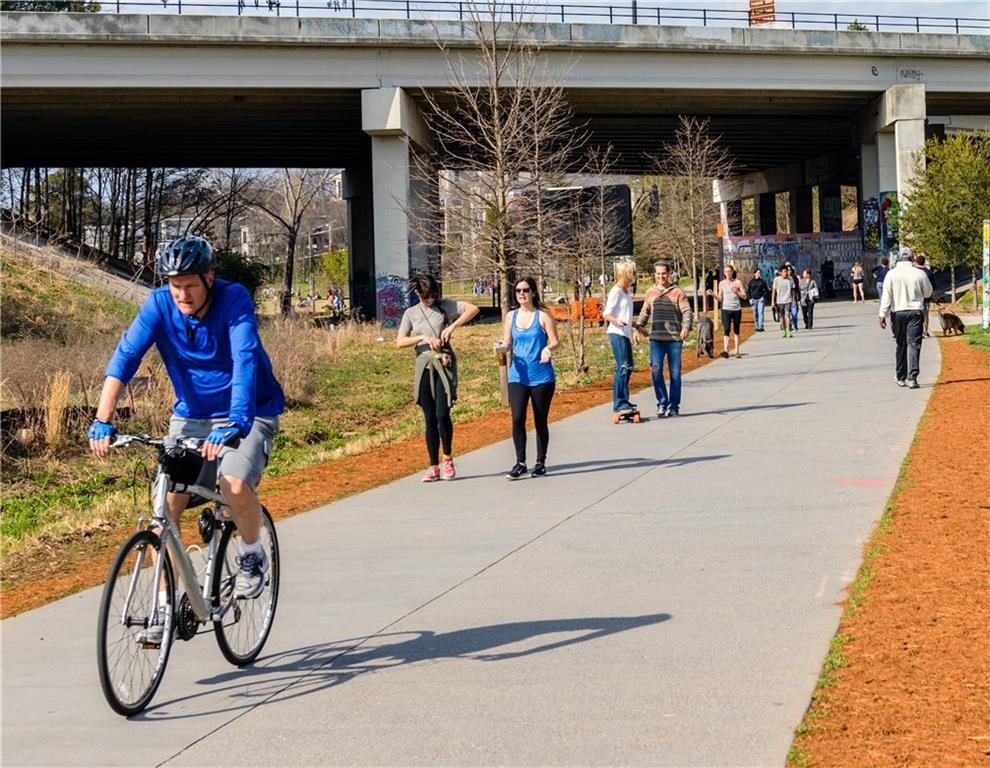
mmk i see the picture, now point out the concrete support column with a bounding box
[789,187,814,234]
[362,86,435,326]
[819,183,842,232]
[895,118,925,201]
[723,199,743,236]
[755,192,777,235]
[343,162,375,321]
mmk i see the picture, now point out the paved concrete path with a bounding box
[2,302,939,767]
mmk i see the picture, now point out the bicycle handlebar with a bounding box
[110,434,205,454]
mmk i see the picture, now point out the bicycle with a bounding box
[96,433,280,716]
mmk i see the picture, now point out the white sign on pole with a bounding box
[984,219,989,330]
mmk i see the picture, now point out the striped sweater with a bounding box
[636,285,693,342]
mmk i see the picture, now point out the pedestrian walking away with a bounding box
[851,260,865,302]
[501,277,559,479]
[397,274,480,482]
[717,264,747,357]
[635,262,692,418]
[747,268,769,332]
[771,266,794,337]
[799,269,819,330]
[879,248,933,389]
[872,256,890,303]
[602,259,637,415]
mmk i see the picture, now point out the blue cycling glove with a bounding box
[88,419,116,441]
[205,422,245,447]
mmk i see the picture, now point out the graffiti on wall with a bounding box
[879,191,899,253]
[862,197,880,250]
[821,192,842,233]
[725,231,864,292]
[376,273,407,328]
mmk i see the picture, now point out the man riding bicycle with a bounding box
[88,235,285,640]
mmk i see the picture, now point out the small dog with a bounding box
[936,304,965,336]
[696,314,715,358]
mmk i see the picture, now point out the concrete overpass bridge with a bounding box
[2,12,988,318]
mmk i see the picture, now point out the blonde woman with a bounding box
[851,261,865,302]
[603,259,637,414]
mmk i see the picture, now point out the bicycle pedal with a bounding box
[141,641,162,650]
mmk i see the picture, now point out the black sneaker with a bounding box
[531,463,547,478]
[506,463,527,480]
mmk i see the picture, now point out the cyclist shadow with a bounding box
[140,613,671,720]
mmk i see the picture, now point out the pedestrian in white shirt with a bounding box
[879,247,933,389]
[603,259,637,413]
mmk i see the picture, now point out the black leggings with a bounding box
[801,302,815,329]
[508,381,555,464]
[418,369,453,465]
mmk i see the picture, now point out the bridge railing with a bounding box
[4,0,989,35]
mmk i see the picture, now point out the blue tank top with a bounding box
[508,309,556,386]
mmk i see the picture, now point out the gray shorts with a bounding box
[168,415,279,489]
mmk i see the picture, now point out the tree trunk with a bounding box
[281,229,298,316]
[142,168,155,270]
[950,265,956,303]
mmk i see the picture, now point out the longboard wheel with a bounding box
[632,414,641,423]
[613,414,620,424]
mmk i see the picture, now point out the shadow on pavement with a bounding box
[462,454,728,480]
[139,614,671,721]
[675,402,810,418]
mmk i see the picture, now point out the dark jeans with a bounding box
[649,340,682,410]
[508,381,555,464]
[418,369,453,465]
[891,310,924,382]
[608,333,634,412]
[801,301,815,329]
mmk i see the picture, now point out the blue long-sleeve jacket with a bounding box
[105,280,284,432]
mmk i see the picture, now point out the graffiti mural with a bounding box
[862,197,880,250]
[376,273,407,328]
[879,191,899,253]
[725,231,864,290]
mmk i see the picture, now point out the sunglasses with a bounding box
[515,287,532,294]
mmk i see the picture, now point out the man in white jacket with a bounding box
[879,247,933,389]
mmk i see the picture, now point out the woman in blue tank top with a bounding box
[500,276,559,479]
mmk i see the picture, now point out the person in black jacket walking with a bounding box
[747,268,769,332]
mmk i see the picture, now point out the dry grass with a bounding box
[43,371,71,450]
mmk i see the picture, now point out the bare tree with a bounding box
[411,2,585,316]
[249,168,334,315]
[650,116,734,317]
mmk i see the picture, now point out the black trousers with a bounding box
[891,310,924,382]
[418,369,453,465]
[508,381,555,464]
[801,301,815,329]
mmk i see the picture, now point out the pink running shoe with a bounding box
[441,456,456,481]
[422,465,440,483]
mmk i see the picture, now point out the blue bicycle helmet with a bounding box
[157,235,215,277]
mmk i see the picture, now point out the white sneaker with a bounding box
[138,605,169,646]
[233,549,269,600]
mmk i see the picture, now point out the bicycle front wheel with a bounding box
[212,506,280,666]
[96,529,175,716]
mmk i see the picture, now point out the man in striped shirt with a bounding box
[635,262,693,418]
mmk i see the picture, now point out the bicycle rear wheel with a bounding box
[212,506,280,666]
[97,529,175,716]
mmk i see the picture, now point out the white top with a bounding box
[879,261,933,316]
[719,279,742,311]
[604,284,634,338]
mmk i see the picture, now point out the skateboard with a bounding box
[613,408,641,424]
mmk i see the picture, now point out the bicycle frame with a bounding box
[143,466,237,625]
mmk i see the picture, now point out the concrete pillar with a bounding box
[343,163,375,321]
[895,118,925,201]
[877,132,897,195]
[819,183,842,232]
[724,199,743,236]
[789,187,814,234]
[362,86,435,326]
[755,192,777,235]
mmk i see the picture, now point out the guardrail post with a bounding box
[608,5,613,23]
[656,6,660,24]
[352,0,355,17]
[510,2,514,21]
[177,0,181,13]
[406,0,410,18]
[631,0,637,24]
[703,8,708,26]
[560,4,564,22]
[916,17,920,32]
[874,15,880,31]
[458,2,463,20]
[296,0,300,16]
[955,18,959,33]
[833,13,837,30]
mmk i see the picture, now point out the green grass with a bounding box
[964,322,990,351]
[0,251,136,341]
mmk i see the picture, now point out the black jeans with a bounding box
[801,301,815,329]
[508,381,555,464]
[891,310,924,382]
[418,369,453,465]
